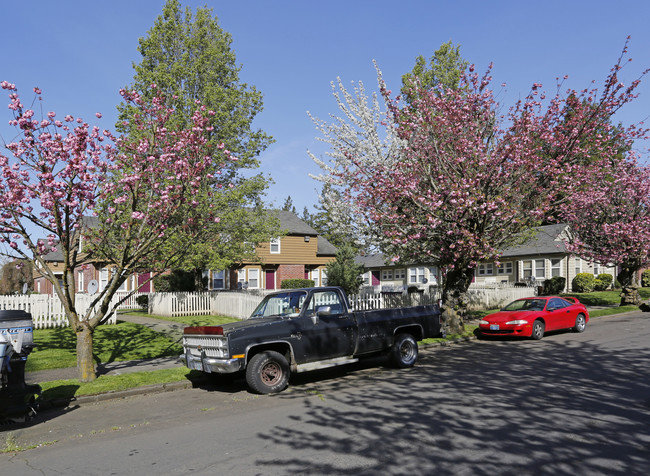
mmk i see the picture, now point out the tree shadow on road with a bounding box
[253,334,650,475]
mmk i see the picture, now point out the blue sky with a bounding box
[1,0,649,213]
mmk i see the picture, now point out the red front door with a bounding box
[265,270,276,290]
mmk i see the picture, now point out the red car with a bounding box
[478,296,589,340]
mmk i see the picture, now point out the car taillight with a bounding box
[183,326,223,335]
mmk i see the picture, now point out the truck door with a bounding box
[301,290,357,362]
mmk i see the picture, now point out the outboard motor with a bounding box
[0,310,41,421]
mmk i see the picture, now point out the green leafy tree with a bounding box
[401,40,469,101]
[118,0,278,283]
[325,244,365,295]
[282,196,297,215]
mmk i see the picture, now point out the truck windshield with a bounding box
[250,291,308,318]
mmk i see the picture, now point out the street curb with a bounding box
[37,378,209,412]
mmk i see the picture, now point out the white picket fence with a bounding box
[149,290,273,319]
[0,291,144,329]
[149,286,536,319]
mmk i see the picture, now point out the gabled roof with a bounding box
[355,253,390,268]
[500,224,570,257]
[273,210,319,235]
[354,224,571,268]
[317,235,337,256]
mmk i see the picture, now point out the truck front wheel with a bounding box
[246,351,290,394]
[390,333,418,368]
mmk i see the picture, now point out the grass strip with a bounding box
[37,367,203,402]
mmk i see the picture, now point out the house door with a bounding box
[137,273,151,293]
[265,270,276,290]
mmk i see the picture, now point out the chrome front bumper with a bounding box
[180,350,242,374]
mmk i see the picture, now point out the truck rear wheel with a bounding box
[390,333,418,368]
[246,351,290,394]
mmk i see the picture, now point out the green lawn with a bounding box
[26,321,184,372]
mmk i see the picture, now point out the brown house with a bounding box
[34,211,338,294]
[207,210,338,291]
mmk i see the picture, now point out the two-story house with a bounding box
[34,211,337,295]
[199,210,338,291]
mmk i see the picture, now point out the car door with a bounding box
[545,298,573,330]
[299,290,357,362]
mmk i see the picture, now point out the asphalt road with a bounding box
[1,312,649,475]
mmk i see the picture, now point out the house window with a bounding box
[522,260,545,279]
[381,269,393,281]
[238,269,246,288]
[99,268,109,290]
[248,269,259,289]
[321,270,328,286]
[478,263,494,276]
[497,262,513,275]
[311,269,320,287]
[575,258,582,275]
[78,270,84,293]
[551,258,562,277]
[212,270,225,290]
[409,267,428,284]
[428,267,438,285]
[270,238,281,254]
[394,269,405,280]
[362,271,370,286]
[593,263,600,276]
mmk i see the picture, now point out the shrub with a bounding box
[542,276,566,295]
[153,270,195,292]
[281,279,314,289]
[325,244,366,295]
[642,270,650,288]
[594,273,613,291]
[572,273,595,293]
[135,295,149,311]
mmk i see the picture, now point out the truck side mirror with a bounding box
[310,314,319,326]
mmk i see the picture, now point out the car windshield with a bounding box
[501,299,546,312]
[250,291,308,318]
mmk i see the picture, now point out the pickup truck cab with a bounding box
[181,286,443,394]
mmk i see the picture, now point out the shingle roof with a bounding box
[317,235,337,256]
[355,254,390,268]
[273,210,318,235]
[354,224,571,267]
[500,224,569,257]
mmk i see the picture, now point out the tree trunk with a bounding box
[617,265,641,306]
[76,323,96,382]
[441,266,475,334]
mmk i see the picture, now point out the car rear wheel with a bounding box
[531,319,545,340]
[574,313,587,333]
[390,333,418,368]
[246,351,290,394]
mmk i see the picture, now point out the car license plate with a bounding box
[490,324,500,331]
[191,360,203,371]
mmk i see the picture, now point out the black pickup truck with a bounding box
[180,286,443,394]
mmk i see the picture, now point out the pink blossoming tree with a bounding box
[312,43,646,331]
[0,82,233,380]
[561,161,650,305]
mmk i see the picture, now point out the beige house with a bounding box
[473,224,616,292]
[354,254,440,294]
